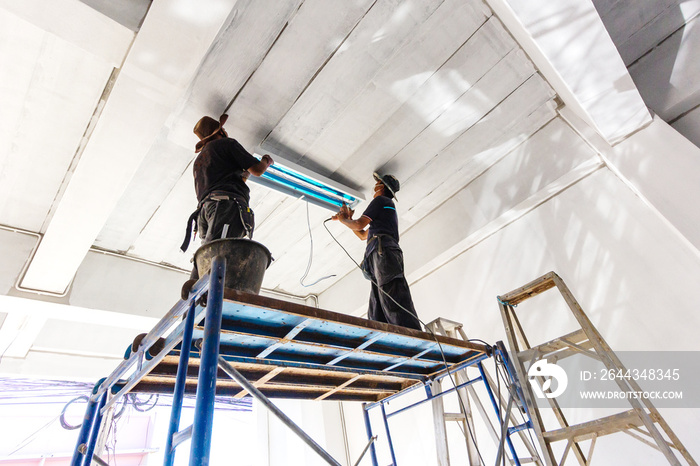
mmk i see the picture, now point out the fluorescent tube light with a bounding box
[251,149,364,212]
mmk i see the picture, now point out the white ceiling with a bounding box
[0,0,694,308]
[3,0,563,297]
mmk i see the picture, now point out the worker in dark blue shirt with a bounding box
[333,173,421,330]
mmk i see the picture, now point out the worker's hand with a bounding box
[339,202,353,218]
[261,154,274,166]
[333,203,349,221]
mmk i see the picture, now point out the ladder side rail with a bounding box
[477,361,522,466]
[552,275,686,465]
[502,300,600,465]
[189,256,226,466]
[163,298,198,466]
[380,402,398,466]
[70,379,106,466]
[82,390,108,466]
[446,326,486,465]
[93,403,116,462]
[453,325,541,465]
[362,403,380,466]
[560,323,695,463]
[533,373,589,466]
[452,370,483,466]
[94,276,210,401]
[102,305,207,414]
[492,343,544,463]
[499,302,556,466]
[430,380,450,466]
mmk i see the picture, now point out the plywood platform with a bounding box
[131,289,489,402]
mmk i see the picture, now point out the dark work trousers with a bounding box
[189,195,254,280]
[365,245,421,330]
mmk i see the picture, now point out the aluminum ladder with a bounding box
[425,318,542,466]
[497,271,696,466]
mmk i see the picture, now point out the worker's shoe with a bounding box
[180,279,197,301]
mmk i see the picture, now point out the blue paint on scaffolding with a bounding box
[69,254,499,465]
[362,343,534,465]
[163,298,198,466]
[189,255,226,465]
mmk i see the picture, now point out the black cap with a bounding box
[373,172,400,201]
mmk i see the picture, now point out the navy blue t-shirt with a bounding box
[193,137,259,203]
[362,195,399,243]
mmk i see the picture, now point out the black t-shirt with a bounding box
[193,138,259,202]
[362,195,399,243]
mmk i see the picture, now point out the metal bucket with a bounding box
[194,238,272,294]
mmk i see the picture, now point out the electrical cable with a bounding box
[323,219,488,466]
[299,198,336,287]
[128,393,159,412]
[59,395,89,430]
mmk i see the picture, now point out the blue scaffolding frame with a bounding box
[70,255,533,465]
[361,341,533,466]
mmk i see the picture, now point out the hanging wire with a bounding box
[127,393,159,412]
[60,395,89,430]
[323,219,488,466]
[299,197,336,287]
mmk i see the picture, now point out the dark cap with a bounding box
[373,172,400,201]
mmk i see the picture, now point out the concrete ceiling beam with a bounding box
[0,0,134,66]
[19,0,239,294]
[484,0,652,145]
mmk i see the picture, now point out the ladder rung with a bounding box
[444,412,466,422]
[518,329,591,361]
[543,409,642,443]
[172,424,193,448]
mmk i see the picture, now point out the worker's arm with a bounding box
[248,154,273,176]
[351,227,368,241]
[332,203,370,240]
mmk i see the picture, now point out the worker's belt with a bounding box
[368,234,396,256]
[179,191,248,252]
[360,234,397,281]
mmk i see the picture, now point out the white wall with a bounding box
[337,166,700,464]
[328,117,700,463]
[256,399,349,466]
[320,116,602,316]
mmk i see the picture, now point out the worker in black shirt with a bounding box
[333,173,421,330]
[180,114,273,299]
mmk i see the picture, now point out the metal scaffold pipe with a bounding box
[217,356,342,466]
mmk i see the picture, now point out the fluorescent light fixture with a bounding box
[251,149,364,211]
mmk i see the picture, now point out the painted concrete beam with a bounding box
[19,0,238,294]
[561,107,700,257]
[319,116,600,317]
[0,0,134,67]
[485,0,652,145]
